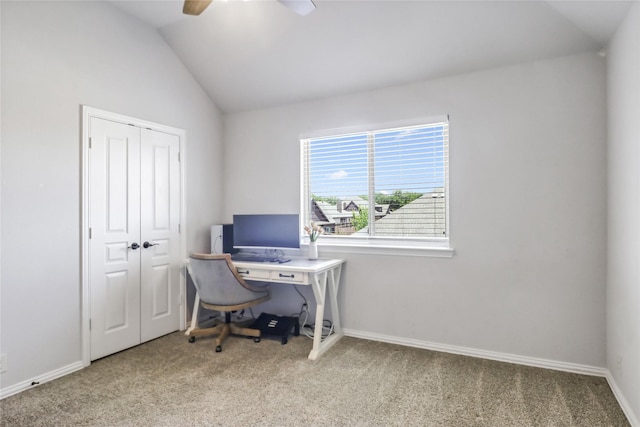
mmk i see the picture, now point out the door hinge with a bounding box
[89,137,92,149]
[89,228,92,239]
[178,152,181,162]
[89,319,91,331]
[178,224,181,234]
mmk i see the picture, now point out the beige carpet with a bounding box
[0,332,630,426]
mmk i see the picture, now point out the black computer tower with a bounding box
[210,224,237,254]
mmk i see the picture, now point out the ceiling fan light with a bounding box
[277,0,316,16]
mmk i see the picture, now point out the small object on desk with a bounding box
[250,313,300,345]
[276,258,291,263]
[308,242,318,260]
[231,253,275,263]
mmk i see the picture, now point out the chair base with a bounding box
[186,314,261,352]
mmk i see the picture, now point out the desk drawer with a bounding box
[236,268,270,280]
[270,270,307,283]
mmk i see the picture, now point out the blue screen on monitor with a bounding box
[232,214,300,250]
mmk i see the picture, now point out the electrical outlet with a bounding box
[0,354,7,373]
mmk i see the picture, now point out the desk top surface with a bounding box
[232,256,344,273]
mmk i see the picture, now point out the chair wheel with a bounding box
[215,345,222,352]
[188,336,196,343]
[253,337,261,343]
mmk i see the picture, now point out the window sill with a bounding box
[302,240,454,258]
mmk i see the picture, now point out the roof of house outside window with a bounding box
[356,189,446,237]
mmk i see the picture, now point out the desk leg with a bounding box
[310,271,326,359]
[308,265,343,360]
[328,264,343,336]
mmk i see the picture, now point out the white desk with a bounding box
[233,257,345,360]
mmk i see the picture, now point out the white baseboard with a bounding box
[343,328,607,376]
[606,372,640,427]
[0,361,84,400]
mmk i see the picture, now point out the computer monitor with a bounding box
[232,214,300,251]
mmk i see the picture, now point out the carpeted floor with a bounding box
[0,332,630,426]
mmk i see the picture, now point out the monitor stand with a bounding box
[264,249,290,263]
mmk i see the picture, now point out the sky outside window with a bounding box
[308,124,446,199]
[309,133,368,199]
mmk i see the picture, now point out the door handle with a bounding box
[128,242,140,250]
[143,241,159,249]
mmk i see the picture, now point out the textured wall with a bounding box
[607,3,640,424]
[223,52,608,368]
[1,1,223,391]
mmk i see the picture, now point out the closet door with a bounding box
[139,128,181,342]
[89,119,182,361]
[89,118,142,360]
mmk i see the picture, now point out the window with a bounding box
[301,117,449,248]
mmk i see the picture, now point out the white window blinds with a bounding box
[302,118,449,240]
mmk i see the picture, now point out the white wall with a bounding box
[0,1,223,392]
[224,52,608,368]
[607,2,640,424]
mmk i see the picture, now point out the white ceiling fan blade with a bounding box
[277,0,316,16]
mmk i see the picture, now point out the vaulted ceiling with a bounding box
[111,0,634,113]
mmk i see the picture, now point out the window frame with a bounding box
[300,116,453,258]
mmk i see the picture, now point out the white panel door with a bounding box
[89,118,142,360]
[89,119,181,361]
[139,128,181,342]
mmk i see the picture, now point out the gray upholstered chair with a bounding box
[186,253,270,352]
